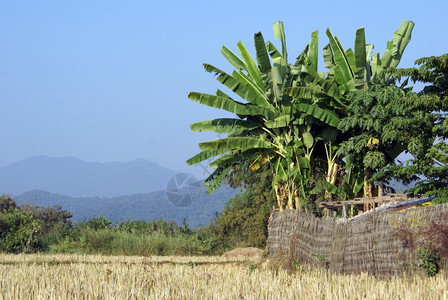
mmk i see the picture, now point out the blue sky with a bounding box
[1,1,447,178]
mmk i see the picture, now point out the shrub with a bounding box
[20,203,73,250]
[416,244,440,277]
[0,208,42,253]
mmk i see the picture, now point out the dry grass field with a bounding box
[1,253,447,299]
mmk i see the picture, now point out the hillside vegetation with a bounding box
[14,185,236,228]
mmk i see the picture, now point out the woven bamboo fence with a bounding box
[267,203,448,276]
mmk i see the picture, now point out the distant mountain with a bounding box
[14,185,239,228]
[0,156,178,197]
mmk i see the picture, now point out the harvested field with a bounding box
[1,253,447,299]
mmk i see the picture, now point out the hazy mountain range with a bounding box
[0,156,179,197]
[1,156,239,227]
[14,187,237,228]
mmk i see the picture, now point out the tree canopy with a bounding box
[376,54,448,203]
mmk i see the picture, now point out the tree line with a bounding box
[0,190,272,254]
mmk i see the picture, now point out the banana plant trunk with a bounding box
[363,169,375,198]
[294,188,301,211]
[275,181,302,210]
[326,161,339,200]
[273,182,284,211]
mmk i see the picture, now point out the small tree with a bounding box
[378,54,448,202]
[338,84,436,197]
[0,207,43,253]
[20,203,72,234]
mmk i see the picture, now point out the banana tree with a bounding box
[187,22,303,210]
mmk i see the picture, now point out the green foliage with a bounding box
[0,196,75,253]
[0,194,17,213]
[249,263,258,272]
[416,244,440,277]
[49,216,222,256]
[0,207,43,253]
[392,54,448,98]
[19,203,73,249]
[339,84,433,172]
[20,204,72,231]
[395,213,448,276]
[211,164,275,249]
[379,54,448,201]
[86,216,113,230]
[0,198,227,256]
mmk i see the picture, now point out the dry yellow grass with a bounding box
[1,253,447,299]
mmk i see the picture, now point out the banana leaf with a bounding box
[237,41,266,89]
[302,132,314,149]
[345,48,355,73]
[265,114,291,128]
[208,151,237,169]
[273,21,287,62]
[294,102,340,127]
[354,28,367,90]
[326,28,354,91]
[199,137,272,151]
[254,32,271,73]
[205,166,233,194]
[220,46,247,71]
[188,92,251,115]
[390,20,414,68]
[188,91,272,117]
[190,118,259,134]
[203,64,249,98]
[323,44,335,76]
[266,41,284,97]
[308,30,319,74]
[371,53,382,80]
[232,70,273,110]
[186,149,228,165]
[381,41,395,69]
[310,181,343,195]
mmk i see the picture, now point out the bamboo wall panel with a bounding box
[267,204,448,276]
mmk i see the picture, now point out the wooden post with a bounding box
[342,205,347,218]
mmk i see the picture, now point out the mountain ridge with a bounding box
[14,186,237,228]
[0,156,179,197]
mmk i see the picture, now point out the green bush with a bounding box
[86,216,113,230]
[0,208,42,253]
[47,216,220,256]
[20,203,72,250]
[416,244,440,277]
